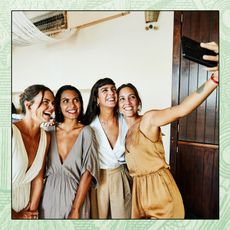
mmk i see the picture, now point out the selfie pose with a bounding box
[117,42,219,219]
[83,78,132,218]
[12,85,55,219]
[40,85,99,219]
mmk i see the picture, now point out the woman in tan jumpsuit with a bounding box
[117,42,219,219]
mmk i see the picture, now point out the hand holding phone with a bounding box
[181,36,218,67]
[200,41,219,72]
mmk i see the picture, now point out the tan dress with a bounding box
[125,121,184,219]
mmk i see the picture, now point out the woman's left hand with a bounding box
[68,208,80,219]
[200,41,219,71]
[200,41,219,81]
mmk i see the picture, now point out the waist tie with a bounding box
[132,166,169,178]
[100,164,127,175]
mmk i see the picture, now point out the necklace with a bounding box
[99,114,117,126]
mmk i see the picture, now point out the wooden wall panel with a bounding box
[176,142,218,218]
[170,11,182,176]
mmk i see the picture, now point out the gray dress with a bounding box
[40,126,99,219]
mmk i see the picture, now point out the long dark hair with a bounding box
[117,83,142,111]
[55,85,84,123]
[19,84,54,114]
[83,78,116,125]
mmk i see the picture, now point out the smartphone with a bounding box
[181,36,218,67]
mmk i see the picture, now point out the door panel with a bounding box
[170,11,219,218]
[178,11,219,144]
[176,142,219,218]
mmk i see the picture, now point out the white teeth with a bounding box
[44,112,51,116]
[107,97,115,101]
[68,109,77,114]
[124,107,132,111]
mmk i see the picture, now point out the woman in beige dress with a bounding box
[117,42,219,219]
[12,84,55,219]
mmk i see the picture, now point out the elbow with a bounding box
[177,106,190,118]
[32,176,44,187]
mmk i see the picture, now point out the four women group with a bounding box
[12,42,219,219]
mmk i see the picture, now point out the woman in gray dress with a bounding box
[40,85,99,219]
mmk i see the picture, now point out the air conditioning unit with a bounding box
[13,11,130,46]
[25,11,68,34]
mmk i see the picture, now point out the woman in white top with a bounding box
[12,84,54,219]
[83,78,132,218]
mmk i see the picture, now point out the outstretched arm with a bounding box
[141,42,219,141]
[68,170,93,219]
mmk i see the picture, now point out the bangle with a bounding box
[210,74,219,85]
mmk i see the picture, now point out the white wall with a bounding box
[12,11,174,163]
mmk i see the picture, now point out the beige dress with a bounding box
[125,121,184,219]
[12,124,47,212]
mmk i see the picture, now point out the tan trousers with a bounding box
[91,165,132,219]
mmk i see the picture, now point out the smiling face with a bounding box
[118,86,140,118]
[29,90,55,123]
[59,89,82,121]
[97,84,117,109]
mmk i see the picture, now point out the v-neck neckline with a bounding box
[13,124,42,174]
[124,120,140,154]
[55,126,85,166]
[125,119,160,153]
[96,115,120,151]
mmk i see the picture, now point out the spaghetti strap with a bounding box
[138,121,162,143]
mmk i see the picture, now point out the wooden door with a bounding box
[170,11,219,218]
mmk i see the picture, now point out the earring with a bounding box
[137,104,141,112]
